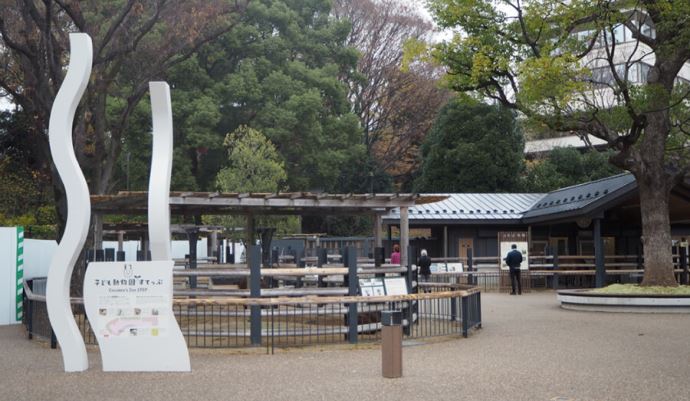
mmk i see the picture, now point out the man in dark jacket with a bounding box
[418,249,432,281]
[505,244,523,295]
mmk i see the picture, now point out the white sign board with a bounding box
[83,261,190,371]
[359,278,385,297]
[384,277,408,295]
[446,263,464,272]
[498,232,529,270]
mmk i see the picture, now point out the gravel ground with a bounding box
[2,292,689,401]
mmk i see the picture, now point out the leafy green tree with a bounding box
[414,98,524,193]
[426,0,690,286]
[211,126,298,236]
[0,111,56,237]
[0,0,249,237]
[523,148,622,192]
[157,0,364,193]
[216,126,287,193]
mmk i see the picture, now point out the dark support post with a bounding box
[26,293,33,339]
[116,251,125,262]
[451,293,458,322]
[374,247,385,267]
[249,245,262,346]
[187,229,199,289]
[346,247,358,344]
[461,295,469,338]
[552,247,559,290]
[636,244,643,269]
[680,242,688,285]
[404,246,417,335]
[467,248,474,285]
[50,329,57,349]
[476,292,482,328]
[594,218,605,288]
[317,247,326,287]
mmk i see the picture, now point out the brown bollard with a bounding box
[381,310,403,378]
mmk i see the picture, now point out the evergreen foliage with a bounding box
[414,98,524,193]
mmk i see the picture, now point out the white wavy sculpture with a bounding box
[148,82,174,261]
[46,33,93,372]
[47,34,189,372]
[81,85,190,371]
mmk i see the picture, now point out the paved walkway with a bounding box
[2,292,689,401]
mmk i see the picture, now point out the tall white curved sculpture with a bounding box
[46,33,93,372]
[82,81,190,371]
[148,82,174,261]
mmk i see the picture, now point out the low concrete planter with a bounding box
[557,289,690,313]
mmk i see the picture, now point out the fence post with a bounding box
[551,248,559,290]
[346,247,358,344]
[461,295,469,338]
[450,294,457,322]
[187,229,199,289]
[317,247,327,287]
[404,246,417,336]
[680,244,688,285]
[467,248,474,285]
[26,294,33,340]
[476,292,482,329]
[249,245,262,346]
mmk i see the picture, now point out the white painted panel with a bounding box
[23,239,58,279]
[0,228,16,325]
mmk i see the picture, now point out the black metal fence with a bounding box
[23,279,481,353]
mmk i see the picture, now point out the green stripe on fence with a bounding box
[16,227,23,322]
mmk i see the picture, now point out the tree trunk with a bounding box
[636,166,678,287]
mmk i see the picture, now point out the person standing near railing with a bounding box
[418,249,431,282]
[505,244,523,295]
[391,244,401,265]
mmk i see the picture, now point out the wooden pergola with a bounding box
[91,191,446,266]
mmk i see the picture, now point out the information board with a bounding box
[83,261,190,371]
[498,232,529,270]
[359,278,386,296]
[383,277,408,295]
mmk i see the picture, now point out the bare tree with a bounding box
[332,0,450,188]
[0,0,249,236]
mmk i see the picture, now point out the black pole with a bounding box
[467,248,474,285]
[187,229,199,289]
[680,241,688,285]
[347,247,358,344]
[249,245,262,346]
[594,218,605,288]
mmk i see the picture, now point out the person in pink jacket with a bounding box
[390,244,401,265]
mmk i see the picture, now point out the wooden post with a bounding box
[374,214,383,248]
[381,310,402,378]
[93,213,103,250]
[117,231,124,252]
[246,215,255,266]
[249,245,262,346]
[400,207,409,267]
